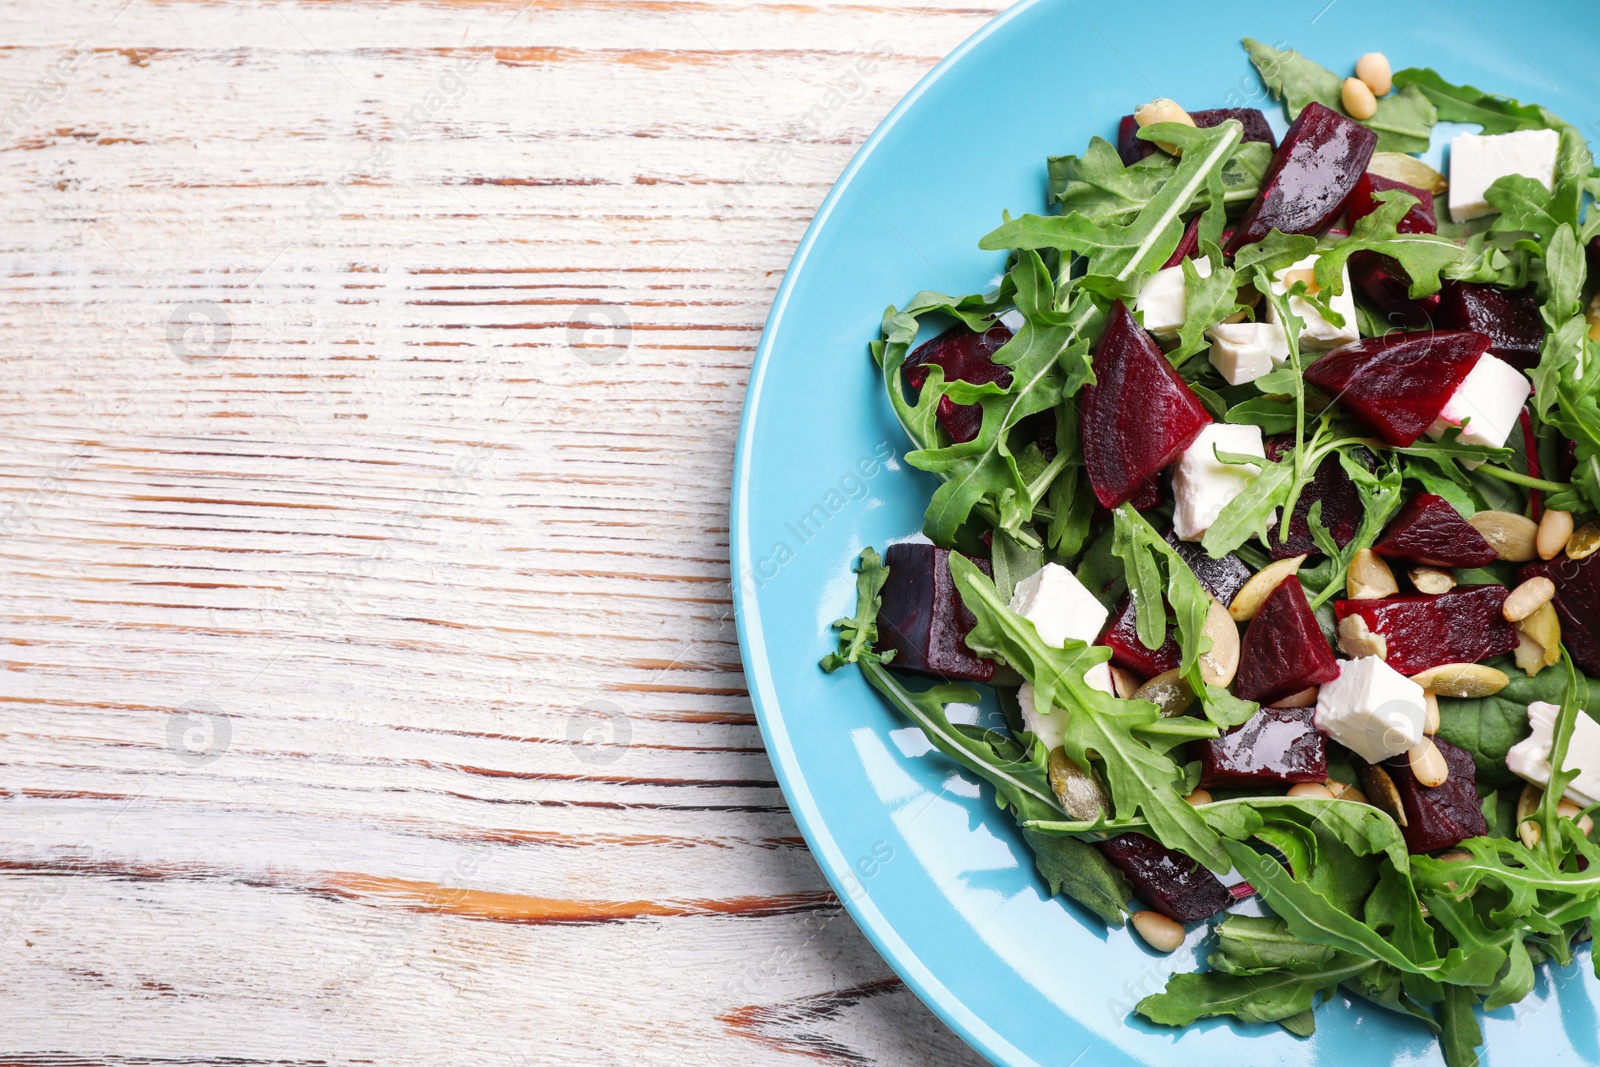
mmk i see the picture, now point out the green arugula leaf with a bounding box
[1312,190,1466,298]
[1244,38,1340,118]
[1022,827,1131,925]
[820,547,892,673]
[947,552,1229,871]
[1171,243,1243,365]
[1391,68,1548,134]
[1209,914,1348,975]
[1486,174,1565,241]
[1226,395,1298,435]
[1137,957,1374,1028]
[1439,983,1485,1067]
[1047,138,1272,224]
[1365,83,1438,154]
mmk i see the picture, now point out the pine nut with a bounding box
[1282,267,1321,295]
[1276,686,1319,708]
[1517,784,1541,848]
[1503,576,1556,622]
[1409,737,1449,787]
[1134,668,1195,718]
[1355,52,1393,96]
[1346,549,1398,600]
[1408,565,1456,595]
[1468,510,1539,562]
[1287,782,1335,799]
[1184,788,1212,806]
[1229,555,1308,621]
[1569,522,1600,561]
[1437,848,1473,863]
[1424,691,1440,736]
[1409,663,1509,698]
[1513,601,1562,676]
[1341,786,1369,804]
[1557,798,1595,836]
[1199,599,1240,688]
[1538,509,1575,560]
[1133,98,1195,155]
[1131,909,1186,953]
[1342,77,1378,120]
[1519,819,1541,849]
[1337,614,1388,660]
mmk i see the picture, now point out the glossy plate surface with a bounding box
[731,3,1599,1063]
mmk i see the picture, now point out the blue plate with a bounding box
[731,3,1600,1064]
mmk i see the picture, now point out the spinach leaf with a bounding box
[1436,656,1595,784]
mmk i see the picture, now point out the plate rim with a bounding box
[729,3,1049,1064]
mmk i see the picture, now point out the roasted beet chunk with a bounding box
[1348,252,1442,330]
[1101,596,1182,679]
[876,544,994,683]
[1226,102,1377,254]
[1235,575,1340,706]
[1098,833,1233,921]
[1522,553,1600,676]
[1166,530,1254,604]
[1381,737,1488,853]
[1334,586,1518,675]
[1344,172,1438,234]
[1303,330,1490,446]
[902,323,1012,443]
[1117,107,1277,165]
[1372,493,1500,568]
[1081,301,1211,508]
[1436,282,1546,372]
[1196,705,1328,788]
[1160,215,1202,269]
[1262,437,1369,560]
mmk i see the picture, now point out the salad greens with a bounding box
[825,37,1600,1067]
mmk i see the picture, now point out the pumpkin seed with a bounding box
[1228,555,1307,621]
[1409,662,1510,698]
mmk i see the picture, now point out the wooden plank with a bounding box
[0,0,1001,1062]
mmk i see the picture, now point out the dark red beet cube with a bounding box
[1381,737,1488,853]
[1333,586,1518,675]
[1522,553,1600,676]
[876,544,994,683]
[1081,301,1211,508]
[1160,215,1202,269]
[1166,530,1254,604]
[1101,596,1182,680]
[1195,705,1327,788]
[1303,330,1490,446]
[1226,102,1377,254]
[1436,282,1546,372]
[1345,172,1438,234]
[1348,251,1443,330]
[902,322,1013,444]
[1373,493,1500,568]
[1116,107,1277,165]
[1235,575,1339,706]
[1262,437,1370,560]
[1098,833,1233,921]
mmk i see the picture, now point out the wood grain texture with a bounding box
[0,0,1000,1063]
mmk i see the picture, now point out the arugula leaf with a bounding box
[947,552,1229,871]
[1171,243,1243,365]
[1137,956,1374,1028]
[1244,38,1339,118]
[1391,68,1548,134]
[1046,138,1272,224]
[1209,914,1348,974]
[1487,174,1566,242]
[1439,983,1485,1067]
[820,547,891,673]
[1364,83,1438,154]
[1226,395,1298,435]
[1022,828,1131,925]
[1312,190,1465,298]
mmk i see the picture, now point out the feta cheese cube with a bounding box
[1007,563,1109,651]
[1448,128,1561,223]
[1135,257,1213,339]
[1426,353,1531,466]
[1206,321,1290,385]
[1267,255,1359,349]
[1506,700,1600,805]
[1313,656,1427,764]
[1018,668,1114,749]
[1171,424,1265,542]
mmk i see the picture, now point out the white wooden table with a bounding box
[0,1,1000,1062]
